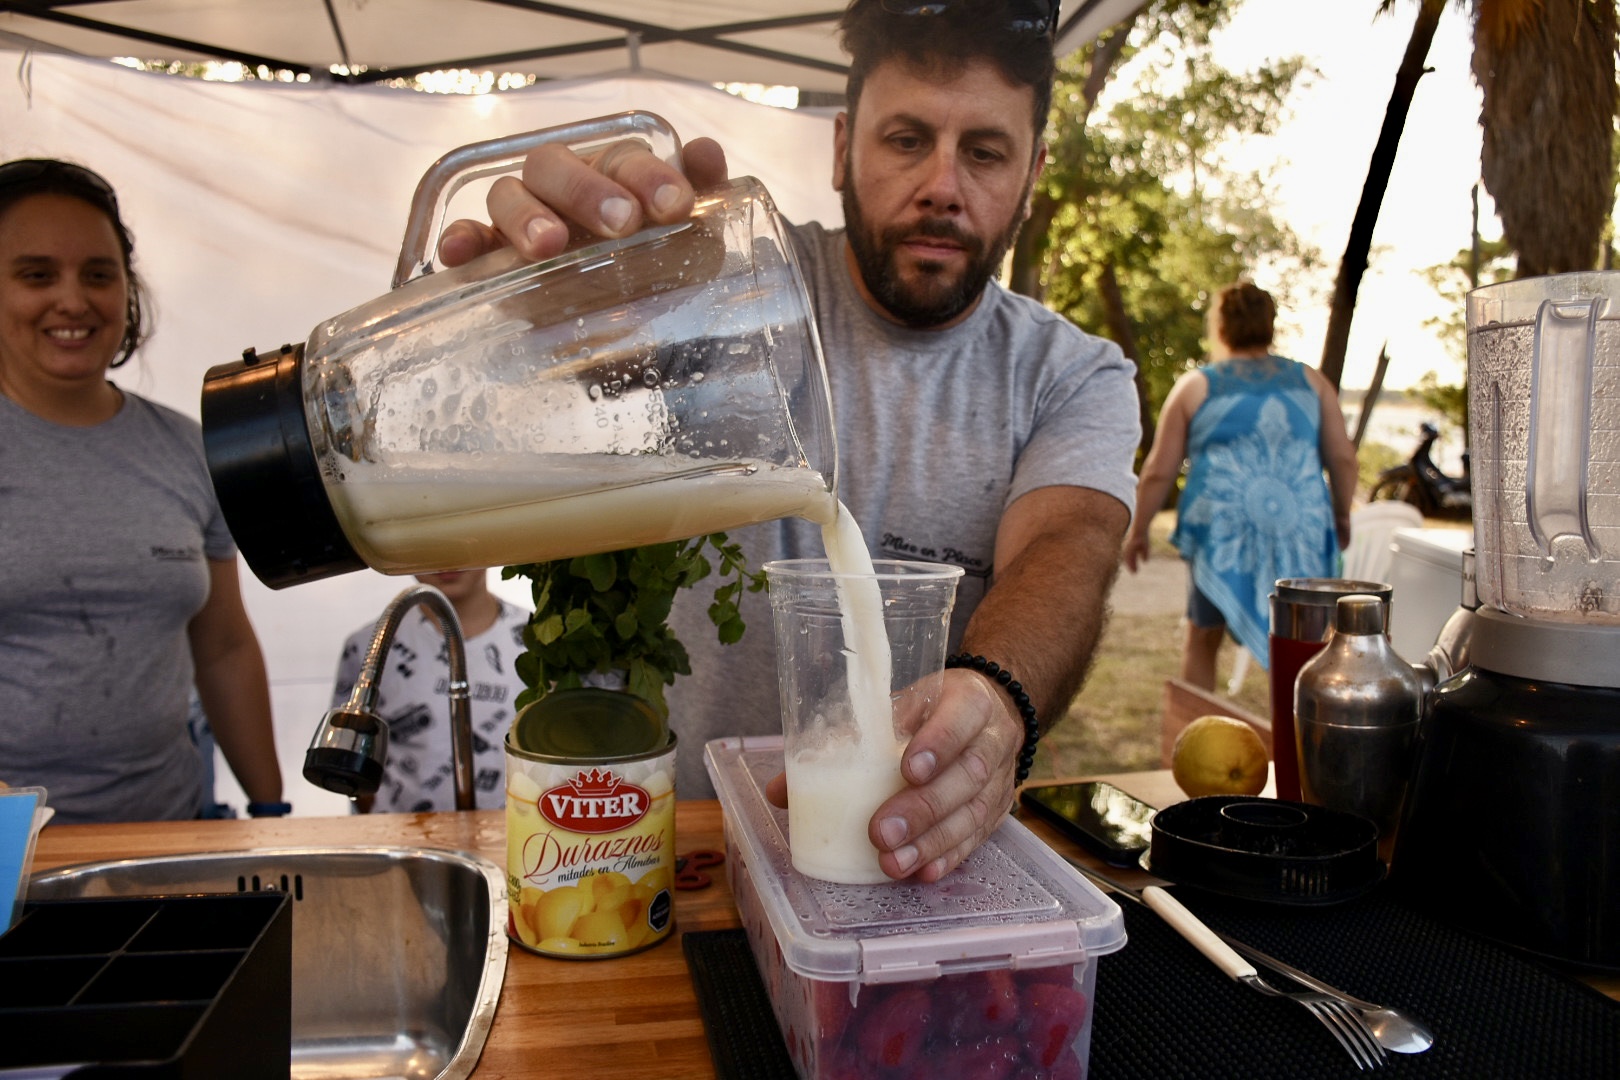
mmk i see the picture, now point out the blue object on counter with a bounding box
[0,788,46,931]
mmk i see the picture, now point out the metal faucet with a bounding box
[304,584,476,810]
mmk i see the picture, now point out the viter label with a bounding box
[506,735,677,959]
[539,767,650,834]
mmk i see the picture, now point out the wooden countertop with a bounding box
[28,771,1618,1077]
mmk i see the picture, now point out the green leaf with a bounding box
[534,613,565,646]
[614,610,638,639]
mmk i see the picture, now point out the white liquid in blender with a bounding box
[785,503,907,885]
[326,452,835,572]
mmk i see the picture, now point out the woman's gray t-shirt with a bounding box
[0,391,234,823]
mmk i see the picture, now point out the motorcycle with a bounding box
[1369,422,1472,520]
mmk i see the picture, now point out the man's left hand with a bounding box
[871,668,1024,880]
[763,668,1022,882]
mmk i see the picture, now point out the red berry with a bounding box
[813,979,859,1051]
[855,987,932,1070]
[938,970,1022,1041]
[1019,983,1089,1069]
[1046,1049,1087,1080]
[951,1034,1023,1080]
[1019,963,1078,988]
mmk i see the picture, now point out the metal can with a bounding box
[504,688,676,959]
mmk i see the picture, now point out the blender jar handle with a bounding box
[391,110,684,288]
[1527,297,1601,560]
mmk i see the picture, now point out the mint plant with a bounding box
[502,533,767,719]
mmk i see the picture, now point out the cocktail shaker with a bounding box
[1268,578,1393,801]
[1294,594,1423,836]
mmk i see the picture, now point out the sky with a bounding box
[1196,0,1498,392]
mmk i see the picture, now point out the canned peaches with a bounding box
[505,725,677,959]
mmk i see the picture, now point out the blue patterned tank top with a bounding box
[1170,356,1340,664]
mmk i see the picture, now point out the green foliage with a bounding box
[1411,369,1469,433]
[1031,0,1321,438]
[501,533,766,719]
[1357,440,1405,495]
[1412,230,1515,441]
[1418,234,1516,363]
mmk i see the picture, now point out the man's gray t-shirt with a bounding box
[0,391,234,823]
[665,221,1141,798]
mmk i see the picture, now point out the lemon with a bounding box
[1171,715,1269,798]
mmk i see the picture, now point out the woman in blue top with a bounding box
[1123,281,1359,690]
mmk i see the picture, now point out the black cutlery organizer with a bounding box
[0,892,291,1077]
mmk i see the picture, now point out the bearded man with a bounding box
[442,0,1140,881]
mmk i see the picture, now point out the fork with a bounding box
[1067,857,1433,1054]
[1238,969,1389,1070]
[1143,884,1388,1070]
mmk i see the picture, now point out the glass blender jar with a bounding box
[1393,272,1620,970]
[201,112,837,588]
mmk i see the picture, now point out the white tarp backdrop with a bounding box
[0,1,1148,94]
[2,49,843,813]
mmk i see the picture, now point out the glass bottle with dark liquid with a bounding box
[1268,579,1392,801]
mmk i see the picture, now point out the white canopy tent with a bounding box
[0,0,1146,815]
[0,0,1147,93]
[2,52,853,813]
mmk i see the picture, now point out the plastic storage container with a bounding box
[0,893,291,1077]
[706,736,1125,1080]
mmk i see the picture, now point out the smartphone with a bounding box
[1020,780,1157,867]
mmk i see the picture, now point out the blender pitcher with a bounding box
[201,111,837,588]
[1466,271,1620,622]
[1391,271,1620,970]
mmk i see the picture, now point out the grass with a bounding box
[1033,512,1270,782]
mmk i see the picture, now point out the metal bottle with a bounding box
[1294,594,1424,835]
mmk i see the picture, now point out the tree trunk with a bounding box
[1320,0,1445,390]
[1475,0,1619,277]
[1351,343,1391,449]
[1009,195,1059,299]
[1007,22,1134,299]
[1098,261,1153,451]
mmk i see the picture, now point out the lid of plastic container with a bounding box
[704,736,1126,984]
[1390,527,1473,570]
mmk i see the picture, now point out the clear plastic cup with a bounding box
[765,560,962,884]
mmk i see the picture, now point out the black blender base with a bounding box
[1392,664,1620,970]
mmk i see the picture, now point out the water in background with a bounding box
[1345,397,1468,475]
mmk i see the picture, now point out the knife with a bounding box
[1066,856,1377,1007]
[1069,856,1436,1055]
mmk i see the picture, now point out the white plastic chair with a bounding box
[1224,501,1424,695]
[1341,501,1424,582]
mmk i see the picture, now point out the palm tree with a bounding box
[1472,0,1619,276]
[1321,0,1448,389]
[1323,0,1617,387]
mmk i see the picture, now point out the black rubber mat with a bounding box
[685,887,1620,1079]
[683,928,796,1080]
[1092,888,1620,1079]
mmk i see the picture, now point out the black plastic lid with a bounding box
[1146,795,1383,906]
[201,344,365,589]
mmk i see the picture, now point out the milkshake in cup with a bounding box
[765,556,962,884]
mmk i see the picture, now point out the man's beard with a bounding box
[840,177,1029,329]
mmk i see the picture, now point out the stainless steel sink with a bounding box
[29,846,507,1080]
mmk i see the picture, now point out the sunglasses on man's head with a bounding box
[879,0,1061,37]
[0,158,121,209]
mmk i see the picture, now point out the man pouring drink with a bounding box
[440,0,1140,882]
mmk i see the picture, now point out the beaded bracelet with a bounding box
[944,653,1040,784]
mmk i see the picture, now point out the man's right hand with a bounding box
[437,136,730,269]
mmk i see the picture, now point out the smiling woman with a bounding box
[0,159,286,824]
